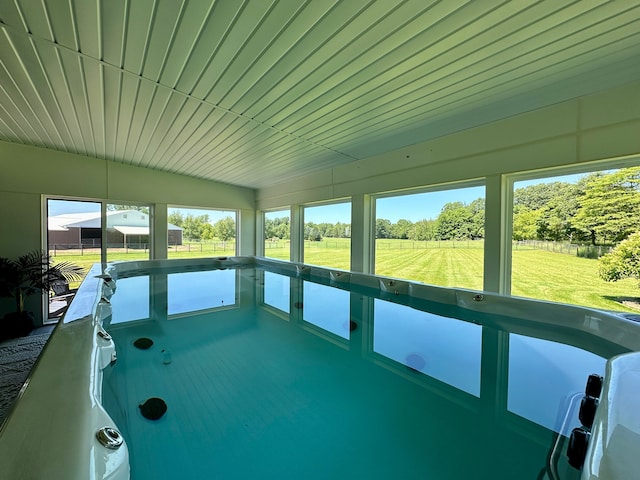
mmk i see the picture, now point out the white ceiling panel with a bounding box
[1,0,640,189]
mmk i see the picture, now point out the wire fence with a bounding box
[49,241,236,257]
[514,240,612,258]
[265,238,614,258]
[375,239,485,249]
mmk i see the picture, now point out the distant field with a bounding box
[53,239,640,313]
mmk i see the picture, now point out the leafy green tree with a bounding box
[376,219,392,239]
[201,223,215,241]
[574,168,640,244]
[468,198,485,239]
[513,182,571,211]
[435,202,473,240]
[275,221,290,240]
[512,208,541,241]
[304,223,322,241]
[168,211,184,227]
[318,222,336,237]
[214,216,236,242]
[535,183,581,242]
[334,222,351,238]
[391,219,413,239]
[181,214,209,241]
[181,215,201,241]
[265,216,290,239]
[408,219,436,241]
[599,232,640,285]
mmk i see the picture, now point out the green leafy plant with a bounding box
[0,250,84,337]
[599,232,640,286]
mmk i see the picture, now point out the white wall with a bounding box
[256,81,640,289]
[0,141,256,323]
[257,81,640,208]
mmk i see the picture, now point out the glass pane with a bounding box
[47,199,101,320]
[106,204,151,262]
[373,299,482,396]
[511,167,640,311]
[264,209,290,260]
[375,186,485,290]
[168,207,236,258]
[303,202,351,269]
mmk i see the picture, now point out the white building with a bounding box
[48,210,183,249]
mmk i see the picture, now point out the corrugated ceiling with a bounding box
[1,0,639,189]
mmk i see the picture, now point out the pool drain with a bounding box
[139,397,167,420]
[133,337,154,349]
[405,353,427,372]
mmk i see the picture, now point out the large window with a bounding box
[264,209,290,261]
[303,202,351,270]
[168,207,237,258]
[106,203,151,263]
[510,167,640,312]
[374,185,485,290]
[46,198,151,320]
[47,199,101,320]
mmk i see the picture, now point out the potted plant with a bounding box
[0,250,84,340]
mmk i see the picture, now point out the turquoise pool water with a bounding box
[101,264,626,479]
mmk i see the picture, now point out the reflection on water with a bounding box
[373,299,482,397]
[263,271,290,313]
[508,334,606,435]
[168,270,236,315]
[107,264,616,438]
[109,276,149,323]
[301,281,351,339]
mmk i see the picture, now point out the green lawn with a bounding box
[53,240,640,313]
[510,249,638,312]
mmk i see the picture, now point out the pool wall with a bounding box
[0,266,128,479]
[0,256,639,479]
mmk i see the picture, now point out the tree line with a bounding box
[513,167,640,245]
[264,217,351,241]
[168,212,236,242]
[265,168,640,246]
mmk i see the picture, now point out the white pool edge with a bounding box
[0,262,128,480]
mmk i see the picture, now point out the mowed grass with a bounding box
[53,240,640,313]
[510,250,638,312]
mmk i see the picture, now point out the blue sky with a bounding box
[48,199,100,216]
[375,186,485,222]
[302,186,486,223]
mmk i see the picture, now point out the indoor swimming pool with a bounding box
[1,257,639,479]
